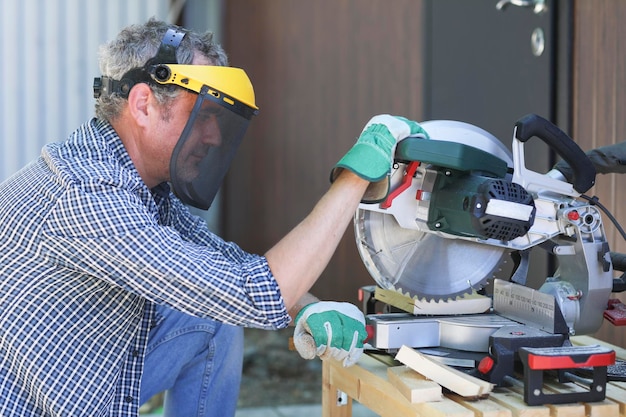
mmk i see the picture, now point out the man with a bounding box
[552,142,626,180]
[0,19,427,417]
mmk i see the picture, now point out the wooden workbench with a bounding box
[322,336,626,417]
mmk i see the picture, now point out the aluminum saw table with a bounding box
[321,336,626,417]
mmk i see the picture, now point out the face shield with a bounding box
[94,28,259,210]
[153,64,258,209]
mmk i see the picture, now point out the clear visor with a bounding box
[170,88,250,209]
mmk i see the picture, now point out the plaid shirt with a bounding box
[0,118,289,416]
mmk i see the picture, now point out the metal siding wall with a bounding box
[0,0,172,181]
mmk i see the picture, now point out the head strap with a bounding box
[93,27,187,99]
[146,28,186,65]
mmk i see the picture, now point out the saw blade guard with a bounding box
[354,120,514,301]
[418,120,513,169]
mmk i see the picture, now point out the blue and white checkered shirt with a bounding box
[0,118,290,416]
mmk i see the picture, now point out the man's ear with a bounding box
[127,83,153,127]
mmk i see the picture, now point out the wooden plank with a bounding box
[412,398,475,417]
[504,384,585,417]
[544,403,585,417]
[359,354,474,417]
[569,336,626,417]
[322,359,352,417]
[375,286,491,315]
[327,354,475,417]
[327,355,421,417]
[541,380,619,417]
[448,393,513,417]
[603,383,626,417]
[505,377,620,417]
[583,401,621,417]
[322,347,626,417]
[571,335,626,360]
[355,356,424,417]
[396,345,494,398]
[361,356,474,417]
[387,365,443,403]
[488,388,551,417]
[612,381,626,391]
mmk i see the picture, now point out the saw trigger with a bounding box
[380,161,420,209]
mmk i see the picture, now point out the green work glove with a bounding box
[293,301,367,367]
[331,114,430,202]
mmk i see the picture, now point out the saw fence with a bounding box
[321,335,626,417]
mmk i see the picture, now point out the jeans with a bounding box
[139,304,244,417]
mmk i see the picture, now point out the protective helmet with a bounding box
[94,28,259,209]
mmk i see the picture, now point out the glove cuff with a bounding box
[330,141,392,203]
[337,142,390,181]
[295,303,315,324]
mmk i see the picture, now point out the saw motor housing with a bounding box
[396,138,536,241]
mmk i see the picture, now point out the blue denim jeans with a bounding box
[139,304,244,417]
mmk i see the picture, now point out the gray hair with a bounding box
[94,18,228,121]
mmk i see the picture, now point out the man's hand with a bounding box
[331,114,429,202]
[293,301,366,367]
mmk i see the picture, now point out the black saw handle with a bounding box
[514,113,596,194]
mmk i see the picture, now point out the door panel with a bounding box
[222,0,427,304]
[426,0,558,287]
[428,0,552,161]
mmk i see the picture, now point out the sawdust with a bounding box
[238,327,323,408]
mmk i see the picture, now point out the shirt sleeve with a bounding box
[40,184,290,330]
[553,141,626,180]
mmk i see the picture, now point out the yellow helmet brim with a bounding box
[152,64,259,112]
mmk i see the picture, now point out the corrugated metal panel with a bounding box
[0,0,172,181]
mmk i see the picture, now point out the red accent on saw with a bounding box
[364,324,375,343]
[526,351,615,370]
[604,298,626,325]
[567,210,580,221]
[478,356,494,374]
[380,161,420,209]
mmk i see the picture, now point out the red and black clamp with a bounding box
[518,344,615,406]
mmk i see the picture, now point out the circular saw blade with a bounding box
[354,208,508,301]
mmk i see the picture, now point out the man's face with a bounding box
[153,52,224,184]
[149,89,223,184]
[174,98,224,182]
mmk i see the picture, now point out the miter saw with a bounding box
[355,114,624,405]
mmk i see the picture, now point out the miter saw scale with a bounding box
[354,114,625,405]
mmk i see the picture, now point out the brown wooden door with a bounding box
[221,0,427,304]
